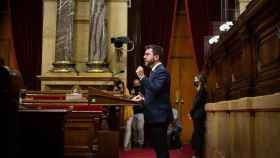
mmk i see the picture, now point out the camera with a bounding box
[111,36,130,48]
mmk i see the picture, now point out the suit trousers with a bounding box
[146,123,170,158]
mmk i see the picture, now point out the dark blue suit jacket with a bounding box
[140,64,173,124]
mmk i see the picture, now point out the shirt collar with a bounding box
[151,62,162,71]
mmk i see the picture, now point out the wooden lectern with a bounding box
[20,87,139,158]
[88,87,139,158]
[88,87,137,105]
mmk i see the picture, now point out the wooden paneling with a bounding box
[205,0,280,101]
[254,112,280,158]
[64,112,98,158]
[207,68,217,101]
[205,92,280,158]
[96,130,119,158]
[230,112,253,158]
[168,9,197,143]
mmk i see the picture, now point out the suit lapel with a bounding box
[150,63,163,79]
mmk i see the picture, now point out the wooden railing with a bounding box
[204,0,280,102]
[205,92,280,158]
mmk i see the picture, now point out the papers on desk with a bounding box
[66,92,83,100]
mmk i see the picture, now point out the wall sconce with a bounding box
[208,35,220,45]
[219,21,234,32]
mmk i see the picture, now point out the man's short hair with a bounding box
[145,44,164,60]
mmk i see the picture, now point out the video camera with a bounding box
[111,36,130,48]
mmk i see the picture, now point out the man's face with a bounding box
[143,48,157,67]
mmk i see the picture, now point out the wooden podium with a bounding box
[88,87,137,105]
[20,88,138,158]
[88,87,138,158]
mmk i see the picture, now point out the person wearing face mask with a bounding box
[188,74,208,158]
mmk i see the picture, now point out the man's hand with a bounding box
[136,66,145,80]
[132,94,144,102]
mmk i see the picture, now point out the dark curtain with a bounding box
[185,0,220,71]
[127,0,177,89]
[10,0,43,90]
[141,0,177,66]
[127,0,144,90]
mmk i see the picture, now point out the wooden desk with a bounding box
[19,89,138,158]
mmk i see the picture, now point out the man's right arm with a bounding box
[141,69,169,93]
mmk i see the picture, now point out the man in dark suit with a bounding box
[133,44,173,158]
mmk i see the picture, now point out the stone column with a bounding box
[52,0,75,72]
[239,0,252,14]
[87,0,108,72]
